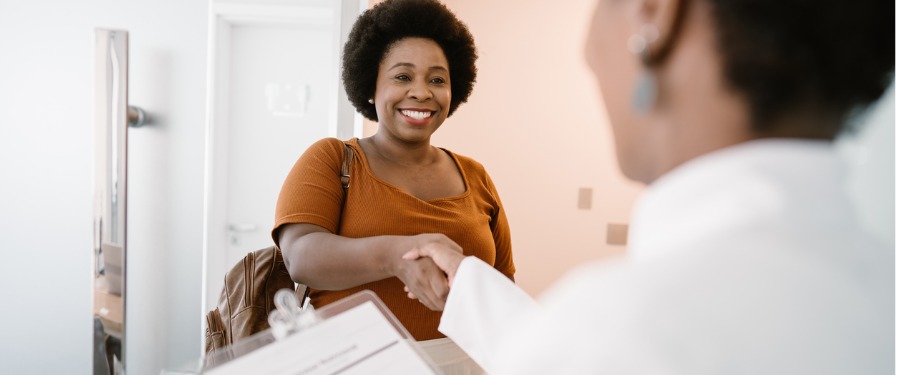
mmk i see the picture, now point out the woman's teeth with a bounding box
[401,110,431,120]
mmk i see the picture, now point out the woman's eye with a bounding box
[395,74,410,81]
[430,77,446,84]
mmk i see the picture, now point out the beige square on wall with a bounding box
[577,187,592,210]
[606,223,629,246]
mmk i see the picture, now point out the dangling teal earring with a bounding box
[632,68,656,113]
[628,25,659,114]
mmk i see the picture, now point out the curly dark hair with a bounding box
[707,0,894,137]
[341,0,477,122]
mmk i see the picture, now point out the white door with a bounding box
[204,0,365,313]
[224,24,332,262]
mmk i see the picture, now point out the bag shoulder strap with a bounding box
[296,142,350,309]
[340,142,352,192]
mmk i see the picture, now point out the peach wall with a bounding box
[366,0,644,296]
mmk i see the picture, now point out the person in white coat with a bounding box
[401,0,894,373]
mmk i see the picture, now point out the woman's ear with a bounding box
[637,0,687,65]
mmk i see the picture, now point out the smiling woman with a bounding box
[270,0,514,364]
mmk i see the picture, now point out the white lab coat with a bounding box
[439,140,893,374]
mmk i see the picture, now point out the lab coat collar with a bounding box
[628,139,849,262]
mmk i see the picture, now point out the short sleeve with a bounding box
[485,172,516,279]
[271,138,346,244]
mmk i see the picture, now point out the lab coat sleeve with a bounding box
[438,257,540,373]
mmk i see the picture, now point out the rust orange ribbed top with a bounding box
[273,137,515,340]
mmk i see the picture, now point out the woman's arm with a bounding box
[277,222,461,311]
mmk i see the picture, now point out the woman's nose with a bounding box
[408,81,432,102]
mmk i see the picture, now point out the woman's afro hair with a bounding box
[341,0,477,121]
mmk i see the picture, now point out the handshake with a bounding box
[394,233,467,311]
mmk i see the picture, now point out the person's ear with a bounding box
[636,0,686,65]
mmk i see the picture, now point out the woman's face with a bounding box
[584,1,658,183]
[373,37,451,144]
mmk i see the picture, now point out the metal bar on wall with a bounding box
[93,28,128,375]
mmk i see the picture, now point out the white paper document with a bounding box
[206,300,436,375]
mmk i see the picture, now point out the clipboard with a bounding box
[199,290,441,375]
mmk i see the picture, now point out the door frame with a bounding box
[200,0,366,346]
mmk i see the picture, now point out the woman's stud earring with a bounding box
[368,98,374,104]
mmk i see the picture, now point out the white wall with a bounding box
[837,83,896,246]
[0,0,208,373]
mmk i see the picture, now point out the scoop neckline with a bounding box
[348,137,471,204]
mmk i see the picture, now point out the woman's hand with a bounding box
[390,233,463,311]
[400,234,466,302]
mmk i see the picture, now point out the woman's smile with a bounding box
[399,108,436,124]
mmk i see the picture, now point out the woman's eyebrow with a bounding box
[389,62,415,70]
[389,62,449,72]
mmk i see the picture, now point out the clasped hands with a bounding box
[391,233,465,311]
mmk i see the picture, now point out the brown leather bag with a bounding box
[204,246,300,353]
[204,142,353,356]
